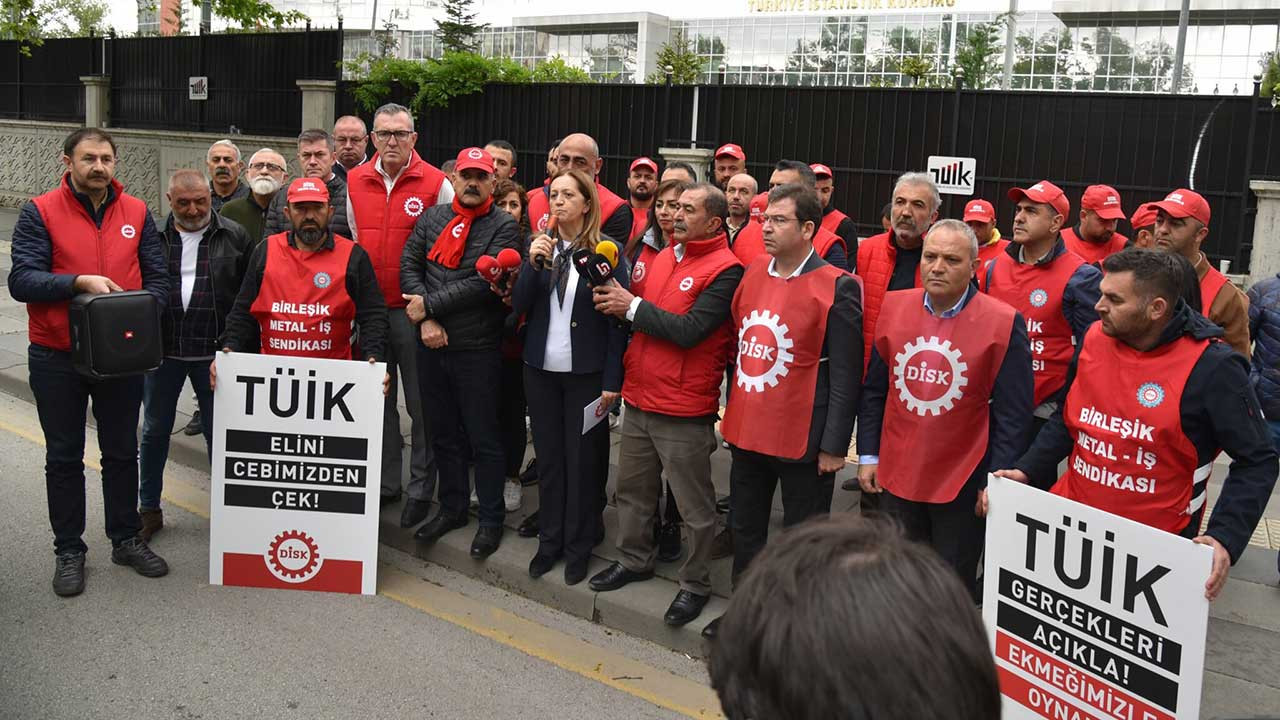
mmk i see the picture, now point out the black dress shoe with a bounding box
[701,616,722,639]
[519,458,539,486]
[380,491,402,507]
[657,522,683,562]
[111,536,169,578]
[414,511,467,542]
[588,562,654,592]
[182,410,203,436]
[664,589,709,627]
[470,526,504,559]
[52,551,86,597]
[399,498,431,528]
[528,552,559,578]
[517,511,540,538]
[564,557,588,586]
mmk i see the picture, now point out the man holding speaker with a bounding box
[400,147,521,559]
[9,127,171,596]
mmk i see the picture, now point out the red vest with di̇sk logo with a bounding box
[622,233,742,417]
[721,261,843,459]
[346,153,446,308]
[631,243,661,291]
[527,182,628,235]
[1199,265,1230,319]
[874,289,1016,503]
[980,249,1084,406]
[1061,227,1128,265]
[29,177,148,351]
[1055,324,1210,535]
[250,233,356,360]
[857,232,922,372]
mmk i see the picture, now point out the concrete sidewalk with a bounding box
[3,207,1280,716]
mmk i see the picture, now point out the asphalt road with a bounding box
[0,391,710,720]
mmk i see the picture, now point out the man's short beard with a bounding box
[176,212,211,232]
[295,226,326,245]
[250,176,281,195]
[631,189,653,202]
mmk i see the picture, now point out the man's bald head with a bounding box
[555,133,602,177]
[169,168,208,193]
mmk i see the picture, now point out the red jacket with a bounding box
[346,152,447,308]
[29,177,149,350]
[1061,227,1128,265]
[622,234,742,417]
[856,232,920,371]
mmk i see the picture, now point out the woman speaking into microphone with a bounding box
[512,169,630,585]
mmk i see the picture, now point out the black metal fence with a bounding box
[0,37,100,122]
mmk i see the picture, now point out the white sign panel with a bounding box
[983,475,1212,720]
[209,352,385,595]
[189,76,208,100]
[927,155,976,195]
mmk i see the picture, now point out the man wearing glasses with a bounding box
[332,115,369,182]
[346,102,453,530]
[219,148,287,242]
[526,132,632,242]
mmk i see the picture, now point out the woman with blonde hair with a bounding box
[513,169,630,585]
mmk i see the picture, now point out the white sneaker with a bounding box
[504,479,523,512]
[470,489,479,508]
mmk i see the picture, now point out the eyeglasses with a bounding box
[372,130,413,143]
[761,215,798,227]
[248,162,285,172]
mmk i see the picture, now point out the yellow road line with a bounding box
[0,412,724,719]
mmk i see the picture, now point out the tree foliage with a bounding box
[344,51,591,112]
[1257,51,1278,99]
[953,14,1010,89]
[436,0,488,54]
[645,33,701,85]
[203,0,307,30]
[529,56,592,83]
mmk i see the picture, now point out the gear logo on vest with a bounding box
[678,276,694,292]
[1029,288,1049,308]
[313,271,332,289]
[266,529,322,584]
[893,336,969,416]
[736,310,795,392]
[1136,382,1166,408]
[632,261,646,282]
[121,224,137,239]
[403,196,425,217]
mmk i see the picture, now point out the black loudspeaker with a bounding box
[68,291,162,379]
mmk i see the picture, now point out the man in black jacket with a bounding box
[261,129,350,241]
[994,248,1278,601]
[139,170,253,540]
[702,183,862,639]
[401,147,521,558]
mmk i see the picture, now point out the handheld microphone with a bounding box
[583,240,620,286]
[496,248,521,270]
[571,248,593,277]
[476,255,502,283]
[533,215,557,270]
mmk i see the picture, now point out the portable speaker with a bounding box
[68,291,162,379]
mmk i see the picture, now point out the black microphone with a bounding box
[583,240,621,286]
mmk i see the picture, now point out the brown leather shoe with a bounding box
[139,508,163,541]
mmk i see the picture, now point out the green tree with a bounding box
[953,14,1009,89]
[645,33,700,84]
[898,55,934,86]
[436,0,488,54]
[1260,52,1280,99]
[530,56,592,83]
[203,0,306,29]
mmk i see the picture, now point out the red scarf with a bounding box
[427,196,493,269]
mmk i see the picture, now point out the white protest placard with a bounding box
[983,475,1212,720]
[927,155,977,195]
[209,352,385,595]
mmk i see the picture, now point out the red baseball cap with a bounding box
[287,177,329,204]
[455,147,495,174]
[1007,180,1070,218]
[809,163,833,179]
[715,143,745,161]
[1080,184,1126,220]
[630,156,658,174]
[962,199,996,223]
[1149,188,1211,226]
[1129,202,1158,229]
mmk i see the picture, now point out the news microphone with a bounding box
[476,255,502,283]
[496,248,521,270]
[533,215,557,270]
[584,240,621,287]
[571,248,593,276]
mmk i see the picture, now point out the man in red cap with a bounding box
[345,102,452,528]
[1062,184,1129,265]
[627,156,659,243]
[528,132,631,242]
[400,147,521,559]
[1130,202,1158,249]
[810,163,858,260]
[1149,188,1250,356]
[962,198,1007,268]
[713,143,746,190]
[979,180,1101,435]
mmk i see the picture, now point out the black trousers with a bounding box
[418,347,505,528]
[28,344,143,555]
[499,356,528,478]
[729,446,834,582]
[523,366,609,564]
[880,471,986,601]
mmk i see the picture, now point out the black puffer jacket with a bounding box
[400,202,520,352]
[261,173,351,241]
[160,211,254,330]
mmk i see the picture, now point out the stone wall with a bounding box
[0,120,296,218]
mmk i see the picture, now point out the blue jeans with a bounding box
[139,358,213,510]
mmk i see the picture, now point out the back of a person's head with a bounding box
[709,515,1000,720]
